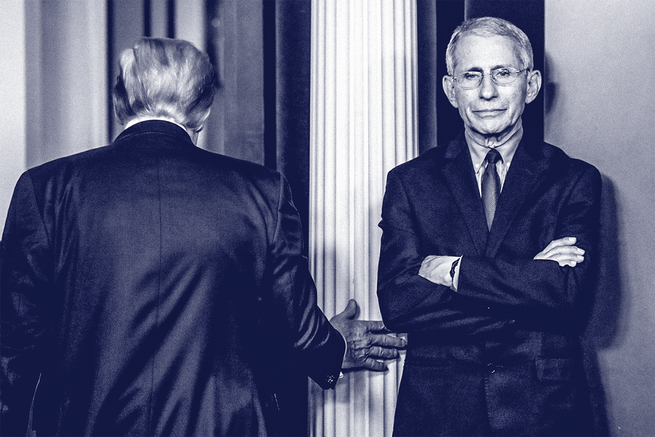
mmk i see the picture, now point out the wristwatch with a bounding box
[450,257,460,280]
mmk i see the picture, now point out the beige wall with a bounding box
[0,0,107,234]
[0,0,28,234]
[545,1,655,435]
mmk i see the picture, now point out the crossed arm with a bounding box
[377,164,602,334]
[420,236,587,290]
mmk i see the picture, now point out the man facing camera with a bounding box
[0,37,404,437]
[378,17,601,436]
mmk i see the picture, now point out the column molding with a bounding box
[309,1,418,435]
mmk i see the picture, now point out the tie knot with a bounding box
[485,148,502,165]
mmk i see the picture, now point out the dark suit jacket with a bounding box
[377,133,602,436]
[0,121,344,436]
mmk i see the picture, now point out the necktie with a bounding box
[481,148,502,230]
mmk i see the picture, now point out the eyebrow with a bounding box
[463,65,513,72]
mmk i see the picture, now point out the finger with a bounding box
[357,320,387,333]
[542,237,577,253]
[365,345,400,360]
[538,244,584,260]
[358,357,388,372]
[557,236,577,246]
[339,299,359,320]
[367,333,407,348]
[556,259,579,267]
[548,243,584,253]
[546,247,585,259]
[543,247,584,260]
[543,252,584,267]
[535,252,584,265]
[556,256,584,267]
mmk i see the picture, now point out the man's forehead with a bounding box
[453,34,522,71]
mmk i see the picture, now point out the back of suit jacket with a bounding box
[377,134,602,435]
[1,121,344,436]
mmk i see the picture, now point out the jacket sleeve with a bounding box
[377,168,508,335]
[456,165,602,326]
[1,173,52,437]
[265,175,345,389]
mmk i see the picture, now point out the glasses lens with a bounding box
[456,68,525,89]
[492,68,521,85]
[457,71,482,89]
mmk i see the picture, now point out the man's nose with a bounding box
[479,73,498,99]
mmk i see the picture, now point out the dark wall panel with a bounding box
[436,0,466,146]
[417,0,466,150]
[267,2,313,434]
[108,0,146,140]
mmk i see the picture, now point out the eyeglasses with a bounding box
[452,67,528,90]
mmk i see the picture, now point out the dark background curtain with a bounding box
[263,1,313,434]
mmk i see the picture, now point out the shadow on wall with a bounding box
[589,176,623,349]
[544,54,557,117]
[545,53,623,436]
[583,175,623,436]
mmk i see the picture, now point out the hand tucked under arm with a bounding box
[533,237,585,267]
[330,299,406,371]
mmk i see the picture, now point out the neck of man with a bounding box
[465,119,523,149]
[125,115,199,145]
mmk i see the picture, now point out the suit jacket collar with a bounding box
[441,133,549,256]
[114,120,195,146]
[485,134,548,256]
[442,134,490,256]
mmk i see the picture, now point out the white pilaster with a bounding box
[309,1,418,435]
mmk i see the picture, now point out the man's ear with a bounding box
[525,70,542,104]
[442,75,459,108]
[197,107,212,128]
[187,108,212,145]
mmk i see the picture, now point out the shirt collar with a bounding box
[465,120,523,175]
[124,116,194,141]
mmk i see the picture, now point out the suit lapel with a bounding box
[441,136,489,256]
[485,137,548,256]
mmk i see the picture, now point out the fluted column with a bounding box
[308,1,418,436]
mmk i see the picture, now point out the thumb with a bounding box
[341,299,359,320]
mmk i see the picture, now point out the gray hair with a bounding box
[113,37,218,130]
[445,17,534,75]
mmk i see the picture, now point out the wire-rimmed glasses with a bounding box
[452,67,528,90]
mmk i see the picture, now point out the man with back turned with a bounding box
[378,17,601,436]
[0,37,404,436]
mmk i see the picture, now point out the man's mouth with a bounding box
[474,109,505,117]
